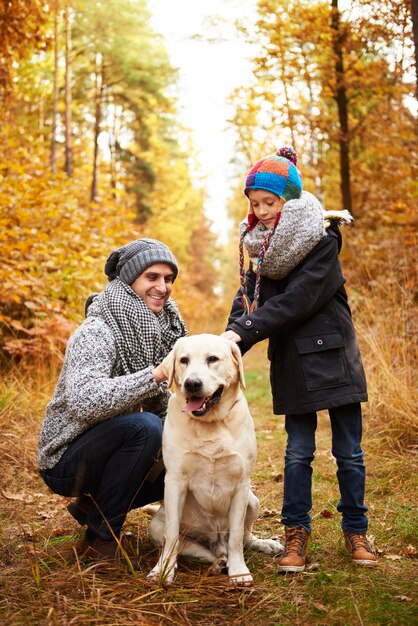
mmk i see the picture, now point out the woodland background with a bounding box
[0,0,417,624]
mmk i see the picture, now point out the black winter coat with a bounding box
[226,224,367,415]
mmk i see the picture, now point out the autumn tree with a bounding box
[224,0,417,300]
[71,0,175,215]
[50,0,60,173]
[0,0,220,361]
[330,0,352,214]
[63,0,73,176]
[230,0,416,216]
[413,0,418,98]
[0,0,48,101]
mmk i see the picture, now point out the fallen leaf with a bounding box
[20,526,36,539]
[2,490,34,503]
[320,510,333,518]
[306,562,320,572]
[383,554,402,560]
[260,509,279,518]
[36,507,61,519]
[404,544,417,557]
[273,473,283,482]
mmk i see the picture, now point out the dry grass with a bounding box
[1,283,417,625]
[348,276,417,454]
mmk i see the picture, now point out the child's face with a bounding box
[248,189,284,229]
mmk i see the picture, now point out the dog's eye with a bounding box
[207,355,219,364]
[179,356,189,365]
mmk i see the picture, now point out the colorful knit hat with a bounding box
[244,146,302,227]
[240,147,302,313]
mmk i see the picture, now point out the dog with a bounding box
[147,334,283,586]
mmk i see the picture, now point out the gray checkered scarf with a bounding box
[87,278,186,375]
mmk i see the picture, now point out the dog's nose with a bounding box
[184,377,203,395]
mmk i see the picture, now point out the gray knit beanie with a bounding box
[104,238,179,284]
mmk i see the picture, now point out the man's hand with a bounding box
[220,330,242,343]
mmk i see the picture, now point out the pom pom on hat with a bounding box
[105,238,179,285]
[277,146,298,165]
[244,146,303,228]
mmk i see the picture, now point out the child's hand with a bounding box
[220,330,242,343]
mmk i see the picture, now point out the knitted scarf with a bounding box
[87,278,186,375]
[239,191,352,313]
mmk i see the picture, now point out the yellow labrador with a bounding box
[147,334,283,586]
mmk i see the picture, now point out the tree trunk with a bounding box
[412,0,418,100]
[278,42,296,149]
[109,98,118,200]
[300,44,324,204]
[51,0,59,173]
[64,0,72,177]
[330,0,352,214]
[90,54,104,203]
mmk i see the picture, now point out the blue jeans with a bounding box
[40,412,165,540]
[281,403,368,534]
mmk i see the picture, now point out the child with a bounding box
[222,147,377,572]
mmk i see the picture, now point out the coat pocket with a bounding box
[295,333,349,391]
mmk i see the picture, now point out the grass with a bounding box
[0,285,417,624]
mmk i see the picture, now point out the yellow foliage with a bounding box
[0,139,139,359]
[0,127,223,361]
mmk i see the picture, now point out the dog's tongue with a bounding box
[183,396,206,412]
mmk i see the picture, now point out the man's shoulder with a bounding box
[68,316,115,353]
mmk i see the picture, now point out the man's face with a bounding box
[130,263,175,313]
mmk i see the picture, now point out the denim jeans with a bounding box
[281,402,368,534]
[40,412,165,540]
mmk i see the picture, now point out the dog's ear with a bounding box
[230,342,246,389]
[158,347,176,388]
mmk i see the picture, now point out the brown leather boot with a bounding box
[80,532,140,570]
[67,495,94,525]
[277,526,309,573]
[344,532,378,566]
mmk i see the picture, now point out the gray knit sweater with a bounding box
[37,316,172,470]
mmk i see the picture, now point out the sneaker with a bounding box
[277,526,310,573]
[344,532,378,566]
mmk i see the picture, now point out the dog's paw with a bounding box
[208,557,228,576]
[248,537,284,555]
[147,566,162,584]
[228,571,253,587]
[147,563,177,587]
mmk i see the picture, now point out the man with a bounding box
[37,239,186,567]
